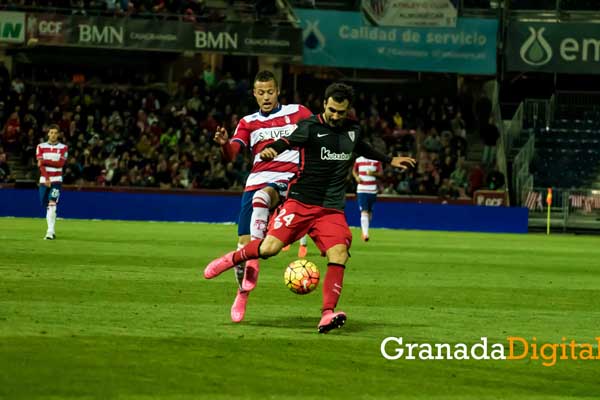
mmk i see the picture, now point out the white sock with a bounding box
[360,213,369,237]
[46,205,57,235]
[300,234,308,246]
[250,190,271,240]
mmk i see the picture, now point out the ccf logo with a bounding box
[39,20,62,34]
[476,195,503,207]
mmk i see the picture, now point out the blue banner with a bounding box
[294,9,498,74]
[0,188,528,234]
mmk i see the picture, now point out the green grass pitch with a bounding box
[1,217,600,399]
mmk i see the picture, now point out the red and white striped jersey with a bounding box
[231,104,312,192]
[36,141,68,183]
[354,156,382,194]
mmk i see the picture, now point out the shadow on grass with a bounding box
[238,316,420,334]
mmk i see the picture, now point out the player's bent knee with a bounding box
[329,255,348,265]
[238,235,251,247]
[259,186,280,210]
[259,243,279,258]
[326,245,349,265]
[252,189,272,210]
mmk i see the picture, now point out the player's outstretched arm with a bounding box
[213,126,229,145]
[214,126,242,162]
[390,156,416,170]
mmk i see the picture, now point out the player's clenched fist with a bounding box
[259,147,279,161]
[213,126,229,145]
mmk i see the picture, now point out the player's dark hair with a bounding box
[254,70,278,88]
[324,83,354,105]
[48,124,60,132]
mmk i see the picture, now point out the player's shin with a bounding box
[322,263,345,313]
[245,191,271,290]
[233,243,245,289]
[360,212,369,240]
[250,190,271,240]
[300,235,308,246]
[232,239,262,265]
[298,234,308,258]
[205,240,263,280]
[46,203,57,235]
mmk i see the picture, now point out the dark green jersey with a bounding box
[268,114,391,210]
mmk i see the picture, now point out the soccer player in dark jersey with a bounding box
[204,83,415,333]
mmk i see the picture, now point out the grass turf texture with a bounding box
[1,217,599,399]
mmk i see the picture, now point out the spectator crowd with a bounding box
[0,62,503,198]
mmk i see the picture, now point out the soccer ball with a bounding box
[284,259,320,295]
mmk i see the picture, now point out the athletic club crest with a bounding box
[285,115,290,124]
[348,131,355,142]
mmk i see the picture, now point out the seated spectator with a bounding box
[156,159,172,189]
[449,158,468,190]
[486,166,505,190]
[438,178,459,200]
[395,171,415,194]
[104,151,120,184]
[423,127,442,153]
[160,128,178,151]
[2,112,20,152]
[382,183,396,195]
[136,134,154,159]
[393,111,403,129]
[450,130,468,159]
[63,156,83,185]
[480,117,500,168]
[439,155,455,181]
[0,146,13,183]
[82,155,103,183]
[468,163,485,196]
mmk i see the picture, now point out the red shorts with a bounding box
[267,199,352,256]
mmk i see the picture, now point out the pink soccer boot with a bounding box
[241,259,259,292]
[204,251,236,279]
[231,289,249,323]
[318,311,347,334]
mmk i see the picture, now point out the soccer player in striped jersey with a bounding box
[213,70,312,322]
[36,124,68,240]
[352,156,383,242]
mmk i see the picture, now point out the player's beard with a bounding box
[330,118,342,127]
[325,114,342,128]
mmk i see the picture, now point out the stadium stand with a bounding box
[0,62,496,198]
[531,100,600,189]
